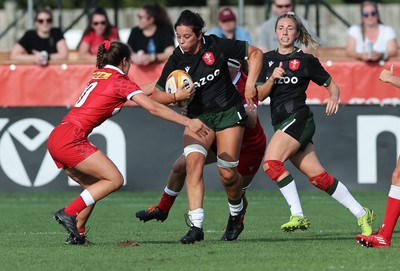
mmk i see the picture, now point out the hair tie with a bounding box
[103,40,111,51]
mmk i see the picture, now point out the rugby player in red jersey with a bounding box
[48,40,209,244]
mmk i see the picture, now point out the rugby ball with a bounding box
[165,70,194,107]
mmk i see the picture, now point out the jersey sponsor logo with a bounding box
[289,59,300,71]
[185,66,190,73]
[92,71,112,80]
[193,69,220,88]
[268,61,274,67]
[202,52,215,65]
[268,76,298,85]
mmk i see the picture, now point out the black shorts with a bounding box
[273,110,315,150]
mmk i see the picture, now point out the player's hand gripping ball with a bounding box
[165,70,194,107]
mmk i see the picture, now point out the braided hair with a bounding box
[96,41,131,69]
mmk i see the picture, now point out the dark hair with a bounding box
[34,6,53,22]
[82,7,114,40]
[96,41,132,69]
[142,4,172,29]
[275,12,319,48]
[174,10,205,37]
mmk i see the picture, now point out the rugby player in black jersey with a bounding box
[151,10,263,244]
[256,12,375,236]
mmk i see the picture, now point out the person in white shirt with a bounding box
[346,0,398,62]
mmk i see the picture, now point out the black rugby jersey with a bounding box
[256,48,332,125]
[156,35,249,116]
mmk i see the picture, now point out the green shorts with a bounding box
[190,104,247,131]
[273,110,315,150]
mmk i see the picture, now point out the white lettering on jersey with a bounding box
[194,69,221,88]
[266,76,298,84]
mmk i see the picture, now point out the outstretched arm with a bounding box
[132,93,209,137]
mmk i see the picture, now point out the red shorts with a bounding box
[237,141,266,176]
[47,122,98,169]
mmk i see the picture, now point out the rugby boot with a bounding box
[221,209,245,241]
[357,207,376,236]
[180,226,204,244]
[135,205,169,222]
[280,215,310,232]
[54,208,83,242]
[356,230,390,248]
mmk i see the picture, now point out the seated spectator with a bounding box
[208,7,253,45]
[78,7,120,61]
[346,0,398,62]
[127,4,175,66]
[257,0,318,52]
[10,7,68,65]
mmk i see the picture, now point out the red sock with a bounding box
[78,227,86,237]
[380,197,400,241]
[64,196,87,217]
[157,192,177,212]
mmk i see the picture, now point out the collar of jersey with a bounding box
[275,46,301,56]
[104,64,124,75]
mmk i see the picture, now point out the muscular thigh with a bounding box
[290,143,325,178]
[72,150,123,184]
[264,130,301,161]
[216,125,244,161]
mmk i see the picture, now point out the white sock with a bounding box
[80,189,95,206]
[388,185,400,200]
[164,186,179,196]
[228,199,243,216]
[331,181,365,219]
[188,208,204,228]
[279,179,304,216]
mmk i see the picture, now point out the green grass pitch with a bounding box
[0,190,398,271]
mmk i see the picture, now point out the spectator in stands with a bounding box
[127,4,175,66]
[208,7,253,45]
[346,1,398,62]
[10,7,68,65]
[257,0,318,52]
[78,7,120,61]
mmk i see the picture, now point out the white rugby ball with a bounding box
[165,70,194,107]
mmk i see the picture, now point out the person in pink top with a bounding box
[78,7,120,61]
[48,40,209,245]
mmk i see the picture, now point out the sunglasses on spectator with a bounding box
[362,10,377,17]
[37,18,52,24]
[92,21,106,26]
[275,4,292,8]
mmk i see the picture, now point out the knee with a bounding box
[309,171,335,191]
[217,156,239,187]
[263,160,286,181]
[219,168,237,186]
[111,172,124,191]
[172,156,186,175]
